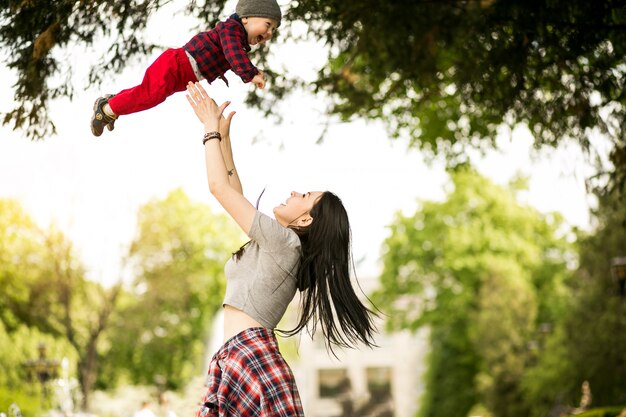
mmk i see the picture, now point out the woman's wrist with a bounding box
[202,131,222,145]
[203,123,219,132]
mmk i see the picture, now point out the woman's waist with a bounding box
[222,304,265,343]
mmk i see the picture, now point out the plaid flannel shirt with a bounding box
[184,14,258,86]
[197,327,304,417]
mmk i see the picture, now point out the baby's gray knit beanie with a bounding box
[236,0,282,26]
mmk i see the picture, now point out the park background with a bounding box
[1,1,625,417]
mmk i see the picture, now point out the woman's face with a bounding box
[274,191,323,227]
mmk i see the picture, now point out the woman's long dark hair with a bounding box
[280,191,378,354]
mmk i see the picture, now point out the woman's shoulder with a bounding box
[250,211,301,251]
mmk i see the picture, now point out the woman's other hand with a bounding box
[220,110,236,140]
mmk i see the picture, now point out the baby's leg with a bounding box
[107,48,198,116]
[102,102,115,118]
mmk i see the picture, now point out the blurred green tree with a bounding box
[522,188,626,415]
[0,198,119,410]
[563,189,626,406]
[0,199,42,332]
[98,189,243,390]
[373,169,573,417]
[1,190,243,408]
[1,0,625,194]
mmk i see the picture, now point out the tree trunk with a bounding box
[78,339,98,411]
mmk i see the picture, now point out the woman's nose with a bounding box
[290,191,296,197]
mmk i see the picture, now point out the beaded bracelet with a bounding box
[203,131,222,145]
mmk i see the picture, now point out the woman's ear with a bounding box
[298,215,313,227]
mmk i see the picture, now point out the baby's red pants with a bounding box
[108,48,198,116]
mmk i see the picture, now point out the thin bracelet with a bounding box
[203,131,221,145]
[203,135,220,145]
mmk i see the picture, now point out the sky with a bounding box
[0,1,595,287]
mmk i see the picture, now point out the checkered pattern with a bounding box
[184,14,258,84]
[197,327,304,417]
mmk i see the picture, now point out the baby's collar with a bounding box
[230,13,243,25]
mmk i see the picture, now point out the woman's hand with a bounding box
[219,110,236,140]
[185,81,230,131]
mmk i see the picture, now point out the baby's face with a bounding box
[242,17,279,45]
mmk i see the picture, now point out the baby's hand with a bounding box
[252,71,265,89]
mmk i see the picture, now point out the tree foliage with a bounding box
[0,198,118,410]
[291,0,626,194]
[2,0,626,193]
[373,169,573,417]
[0,190,244,408]
[563,189,626,406]
[521,189,626,416]
[0,199,42,332]
[98,189,243,390]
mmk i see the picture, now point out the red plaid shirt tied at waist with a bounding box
[197,327,304,417]
[184,14,259,86]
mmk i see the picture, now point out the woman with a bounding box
[186,82,377,417]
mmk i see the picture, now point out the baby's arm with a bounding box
[219,20,261,86]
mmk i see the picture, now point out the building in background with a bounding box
[288,276,430,417]
[292,325,429,417]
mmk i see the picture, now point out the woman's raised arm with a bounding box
[218,110,243,195]
[186,81,256,235]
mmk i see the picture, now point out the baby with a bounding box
[90,0,280,136]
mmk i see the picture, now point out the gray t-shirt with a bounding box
[223,211,301,329]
